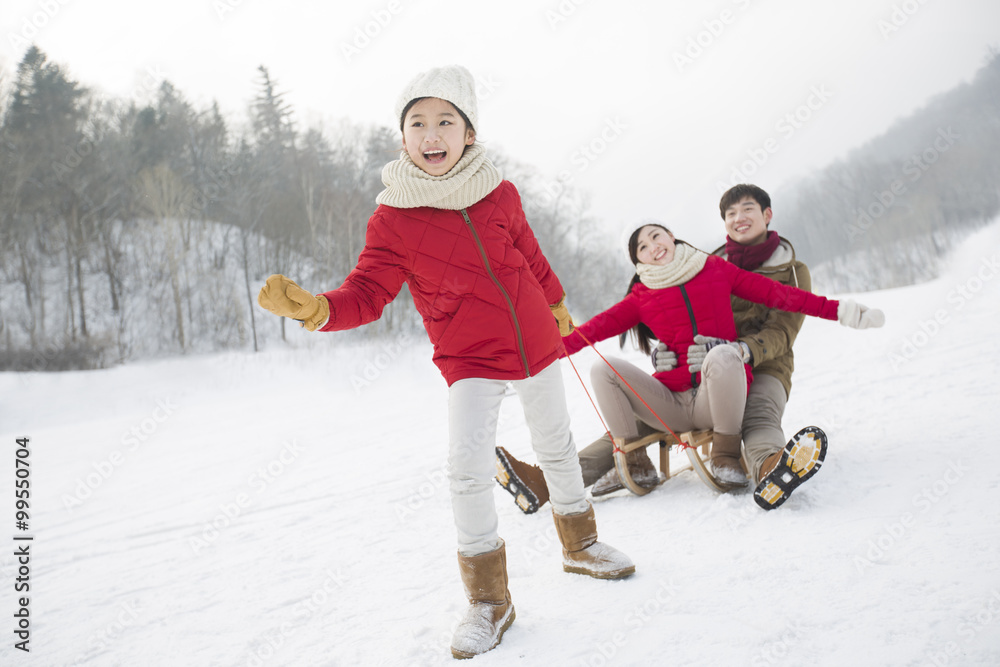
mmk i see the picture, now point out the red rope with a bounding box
[567,328,694,453]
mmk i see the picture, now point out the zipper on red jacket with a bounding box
[679,285,699,388]
[460,209,531,378]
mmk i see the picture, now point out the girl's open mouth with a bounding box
[423,149,447,164]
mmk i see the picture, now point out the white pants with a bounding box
[448,361,589,556]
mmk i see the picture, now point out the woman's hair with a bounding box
[618,223,682,355]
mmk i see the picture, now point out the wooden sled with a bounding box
[612,429,749,495]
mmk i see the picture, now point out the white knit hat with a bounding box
[394,65,478,132]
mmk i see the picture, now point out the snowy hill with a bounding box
[2,220,999,667]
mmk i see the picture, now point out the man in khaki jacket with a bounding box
[494,183,826,511]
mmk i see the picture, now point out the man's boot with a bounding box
[753,426,828,510]
[552,503,635,579]
[710,432,749,491]
[495,446,550,514]
[451,542,515,659]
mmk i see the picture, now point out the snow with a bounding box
[2,220,1000,666]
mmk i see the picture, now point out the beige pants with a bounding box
[581,345,748,484]
[590,345,747,439]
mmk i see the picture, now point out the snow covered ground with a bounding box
[2,221,1000,667]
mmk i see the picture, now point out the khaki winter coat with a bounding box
[711,236,810,398]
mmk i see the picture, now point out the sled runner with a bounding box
[612,429,750,495]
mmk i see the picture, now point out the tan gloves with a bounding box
[257,274,329,331]
[550,294,575,336]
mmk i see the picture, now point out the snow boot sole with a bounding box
[494,447,542,514]
[753,426,828,510]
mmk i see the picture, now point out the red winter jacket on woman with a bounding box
[319,181,565,386]
[562,255,839,392]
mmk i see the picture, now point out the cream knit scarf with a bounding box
[635,242,709,289]
[375,143,502,210]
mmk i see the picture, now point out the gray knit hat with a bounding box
[395,65,478,132]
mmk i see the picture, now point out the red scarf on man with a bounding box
[726,230,780,271]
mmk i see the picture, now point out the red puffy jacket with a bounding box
[319,181,565,385]
[563,255,839,392]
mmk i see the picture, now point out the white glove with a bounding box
[686,335,751,373]
[651,342,677,372]
[837,300,885,329]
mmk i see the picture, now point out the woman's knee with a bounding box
[590,356,623,385]
[702,344,744,378]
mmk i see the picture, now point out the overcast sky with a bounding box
[2,0,997,249]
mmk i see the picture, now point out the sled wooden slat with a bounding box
[613,429,748,495]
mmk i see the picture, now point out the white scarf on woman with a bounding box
[635,242,708,289]
[375,143,502,210]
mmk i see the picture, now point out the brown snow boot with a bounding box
[552,504,635,580]
[451,542,515,659]
[710,432,749,491]
[495,446,550,514]
[591,444,658,497]
[757,451,783,484]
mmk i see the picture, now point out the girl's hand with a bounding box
[550,294,575,336]
[257,274,330,331]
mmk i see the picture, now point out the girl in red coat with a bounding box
[256,65,632,659]
[562,223,884,489]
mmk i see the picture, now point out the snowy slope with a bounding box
[2,221,1000,667]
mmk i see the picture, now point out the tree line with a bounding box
[775,50,1000,292]
[3,47,997,370]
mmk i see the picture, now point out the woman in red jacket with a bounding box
[562,223,884,490]
[255,65,632,659]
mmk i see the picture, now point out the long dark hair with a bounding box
[618,223,689,355]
